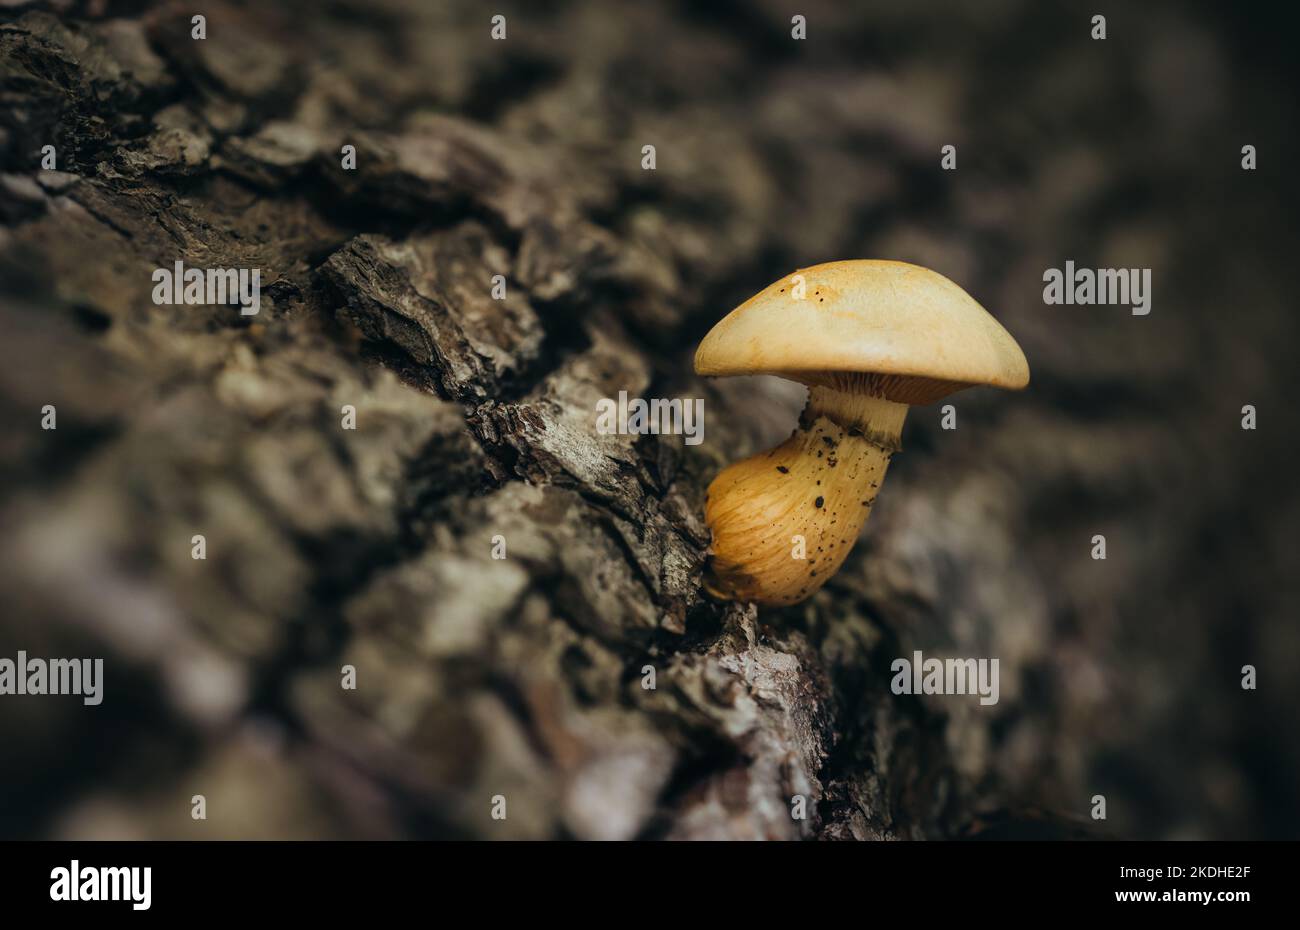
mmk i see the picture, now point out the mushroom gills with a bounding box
[704,384,907,606]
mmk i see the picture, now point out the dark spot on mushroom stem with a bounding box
[821,436,835,447]
[810,570,818,577]
[776,465,789,473]
[815,496,824,508]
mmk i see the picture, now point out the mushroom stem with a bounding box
[703,384,908,606]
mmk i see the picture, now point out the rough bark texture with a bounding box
[1,1,1297,840]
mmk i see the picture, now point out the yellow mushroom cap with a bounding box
[694,260,1030,405]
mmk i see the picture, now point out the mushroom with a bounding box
[694,260,1029,606]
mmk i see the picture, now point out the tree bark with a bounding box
[1,0,1296,840]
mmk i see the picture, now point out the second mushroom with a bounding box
[694,260,1030,607]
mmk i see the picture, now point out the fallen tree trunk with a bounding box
[1,0,1296,840]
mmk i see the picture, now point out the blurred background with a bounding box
[0,0,1296,840]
